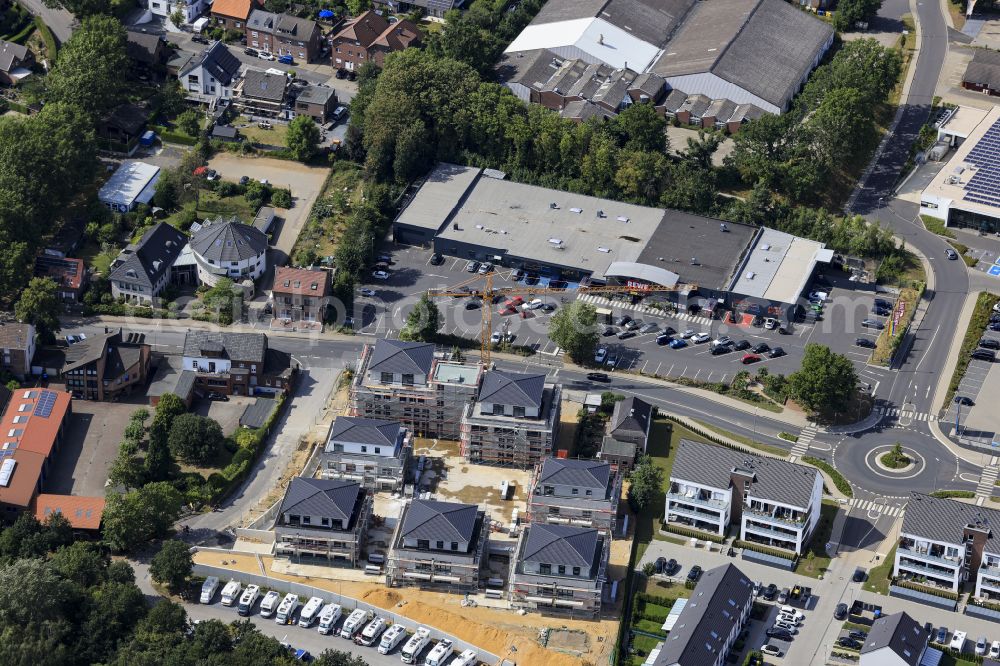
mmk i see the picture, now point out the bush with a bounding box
[271,188,292,208]
[802,456,853,497]
[946,292,1000,405]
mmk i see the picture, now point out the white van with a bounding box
[400,626,431,664]
[357,616,387,646]
[220,580,242,606]
[317,603,343,635]
[339,608,372,639]
[378,624,407,654]
[237,585,260,616]
[275,593,301,625]
[259,590,281,618]
[452,649,478,666]
[424,639,454,666]
[297,596,325,628]
[200,576,219,604]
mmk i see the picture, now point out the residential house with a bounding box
[0,389,72,522]
[34,494,105,534]
[109,222,186,304]
[330,10,419,72]
[178,41,242,105]
[98,161,160,212]
[294,84,336,123]
[460,370,562,469]
[0,39,33,85]
[97,103,149,155]
[274,477,372,565]
[0,322,34,380]
[509,523,608,615]
[963,48,1000,97]
[350,340,482,439]
[859,612,933,666]
[147,0,208,24]
[61,329,151,401]
[527,458,621,534]
[270,266,331,323]
[211,0,257,31]
[387,499,489,590]
[371,0,458,19]
[182,330,293,396]
[599,396,653,473]
[246,11,322,62]
[125,30,169,71]
[233,68,287,117]
[650,564,755,666]
[34,255,86,303]
[666,439,823,555]
[895,492,1000,595]
[321,416,411,492]
[189,216,269,286]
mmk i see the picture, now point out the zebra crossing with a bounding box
[577,294,704,322]
[976,465,999,499]
[847,498,905,517]
[788,425,817,460]
[876,406,938,422]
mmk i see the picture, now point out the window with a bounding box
[252,30,257,36]
[585,489,593,496]
[572,567,581,576]
[513,406,525,418]
[417,539,429,549]
[558,565,566,575]
[436,541,444,550]
[360,446,367,453]
[539,563,551,574]
[374,447,381,454]
[571,488,578,495]
[380,372,393,384]
[451,542,458,551]
[402,374,414,386]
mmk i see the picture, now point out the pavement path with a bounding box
[16,0,73,44]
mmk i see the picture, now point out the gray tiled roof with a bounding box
[964,48,1000,90]
[0,39,29,72]
[400,499,478,543]
[598,0,697,47]
[538,458,611,490]
[522,523,601,570]
[279,477,361,522]
[902,492,1000,545]
[368,339,434,376]
[63,330,118,373]
[654,564,754,666]
[180,41,242,86]
[327,416,402,448]
[240,69,287,102]
[110,222,186,289]
[660,88,688,113]
[860,612,928,666]
[275,13,318,38]
[561,99,617,122]
[247,9,277,31]
[240,397,274,428]
[600,436,636,459]
[610,397,652,437]
[190,216,268,262]
[296,84,335,106]
[478,371,545,409]
[182,331,267,363]
[671,439,817,509]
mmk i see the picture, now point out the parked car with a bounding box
[855,338,876,348]
[594,347,608,364]
[990,640,1000,658]
[977,636,989,656]
[766,627,793,640]
[946,248,959,260]
[465,260,480,273]
[712,336,732,347]
[989,323,1000,332]
[191,34,209,44]
[760,645,782,657]
[773,621,798,634]
[371,270,389,280]
[624,319,641,331]
[734,340,751,350]
[430,253,444,265]
[849,630,867,641]
[862,319,885,329]
[777,588,789,604]
[692,333,711,344]
[669,339,688,349]
[605,354,619,368]
[741,354,761,364]
[654,557,667,574]
[980,338,1000,350]
[768,347,785,358]
[244,47,259,56]
[751,343,770,354]
[777,613,801,626]
[763,584,778,601]
[477,262,493,275]
[511,269,524,281]
[639,322,659,334]
[681,329,696,339]
[838,638,861,649]
[258,51,275,61]
[872,307,891,316]
[686,565,702,582]
[335,68,348,79]
[665,559,679,575]
[763,317,778,330]
[615,315,633,327]
[834,603,848,620]
[935,627,948,644]
[972,349,997,362]
[954,396,975,406]
[950,630,967,652]
[617,330,636,340]
[808,291,828,301]
[656,334,672,345]
[710,345,730,356]
[586,372,610,382]
[852,567,866,582]
[359,288,376,297]
[602,326,617,337]
[779,606,804,621]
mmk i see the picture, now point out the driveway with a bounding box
[206,154,330,265]
[46,399,141,496]
[192,394,256,436]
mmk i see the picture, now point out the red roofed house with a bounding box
[211,0,259,31]
[34,254,88,303]
[330,10,420,72]
[34,494,105,532]
[270,266,331,323]
[0,388,72,522]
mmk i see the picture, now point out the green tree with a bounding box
[806,87,876,167]
[14,276,61,343]
[548,301,599,364]
[345,0,370,15]
[50,541,107,588]
[108,450,145,490]
[286,115,320,162]
[153,392,187,429]
[313,649,370,666]
[627,456,663,512]
[176,109,201,137]
[149,540,193,593]
[78,580,148,664]
[102,482,183,552]
[827,39,902,107]
[45,15,127,116]
[612,103,667,153]
[168,413,224,465]
[788,344,859,415]
[614,150,669,203]
[400,293,441,342]
[833,0,883,32]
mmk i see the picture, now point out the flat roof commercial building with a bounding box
[98,161,160,213]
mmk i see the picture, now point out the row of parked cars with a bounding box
[200,577,478,665]
[933,627,1000,657]
[970,302,1000,362]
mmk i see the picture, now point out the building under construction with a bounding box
[460,370,562,469]
[349,339,482,439]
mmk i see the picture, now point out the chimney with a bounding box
[598,33,604,45]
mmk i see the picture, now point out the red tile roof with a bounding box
[372,19,420,51]
[273,266,330,298]
[212,0,254,20]
[0,450,45,510]
[34,255,86,292]
[332,10,388,47]
[34,494,106,530]
[0,389,71,510]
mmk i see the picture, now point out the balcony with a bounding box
[743,506,806,528]
[897,545,962,568]
[666,501,726,525]
[743,520,800,543]
[667,492,728,511]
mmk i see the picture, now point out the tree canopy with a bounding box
[627,456,663,512]
[168,414,224,465]
[548,301,599,364]
[150,540,193,593]
[15,277,62,343]
[102,482,183,552]
[286,115,321,162]
[46,15,128,117]
[789,344,859,415]
[400,294,441,342]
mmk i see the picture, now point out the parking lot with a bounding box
[947,310,1000,445]
[358,244,894,388]
[46,399,140,497]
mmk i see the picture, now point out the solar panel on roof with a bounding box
[33,391,56,418]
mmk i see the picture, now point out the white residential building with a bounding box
[178,41,242,105]
[188,216,268,287]
[666,439,822,554]
[148,0,207,23]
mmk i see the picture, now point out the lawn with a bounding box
[165,189,258,229]
[945,292,1000,407]
[78,240,118,275]
[290,161,364,264]
[796,501,837,578]
[689,418,789,456]
[872,285,922,366]
[862,544,897,595]
[237,115,290,146]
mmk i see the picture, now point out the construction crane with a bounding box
[427,270,696,366]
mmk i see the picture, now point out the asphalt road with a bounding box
[16,0,74,44]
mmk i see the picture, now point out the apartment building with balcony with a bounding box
[349,340,482,439]
[527,458,621,534]
[895,492,1000,595]
[321,416,411,492]
[666,440,822,554]
[386,499,489,591]
[274,477,371,565]
[182,331,293,396]
[460,370,562,469]
[509,523,608,616]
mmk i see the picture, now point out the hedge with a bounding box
[5,22,34,44]
[931,490,975,499]
[85,303,172,319]
[802,456,853,498]
[150,125,199,146]
[735,539,798,561]
[946,292,1000,406]
[892,578,960,600]
[33,16,57,57]
[662,522,725,544]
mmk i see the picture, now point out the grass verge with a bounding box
[872,285,922,366]
[689,418,790,456]
[802,456,853,498]
[862,544,897,595]
[944,292,1000,407]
